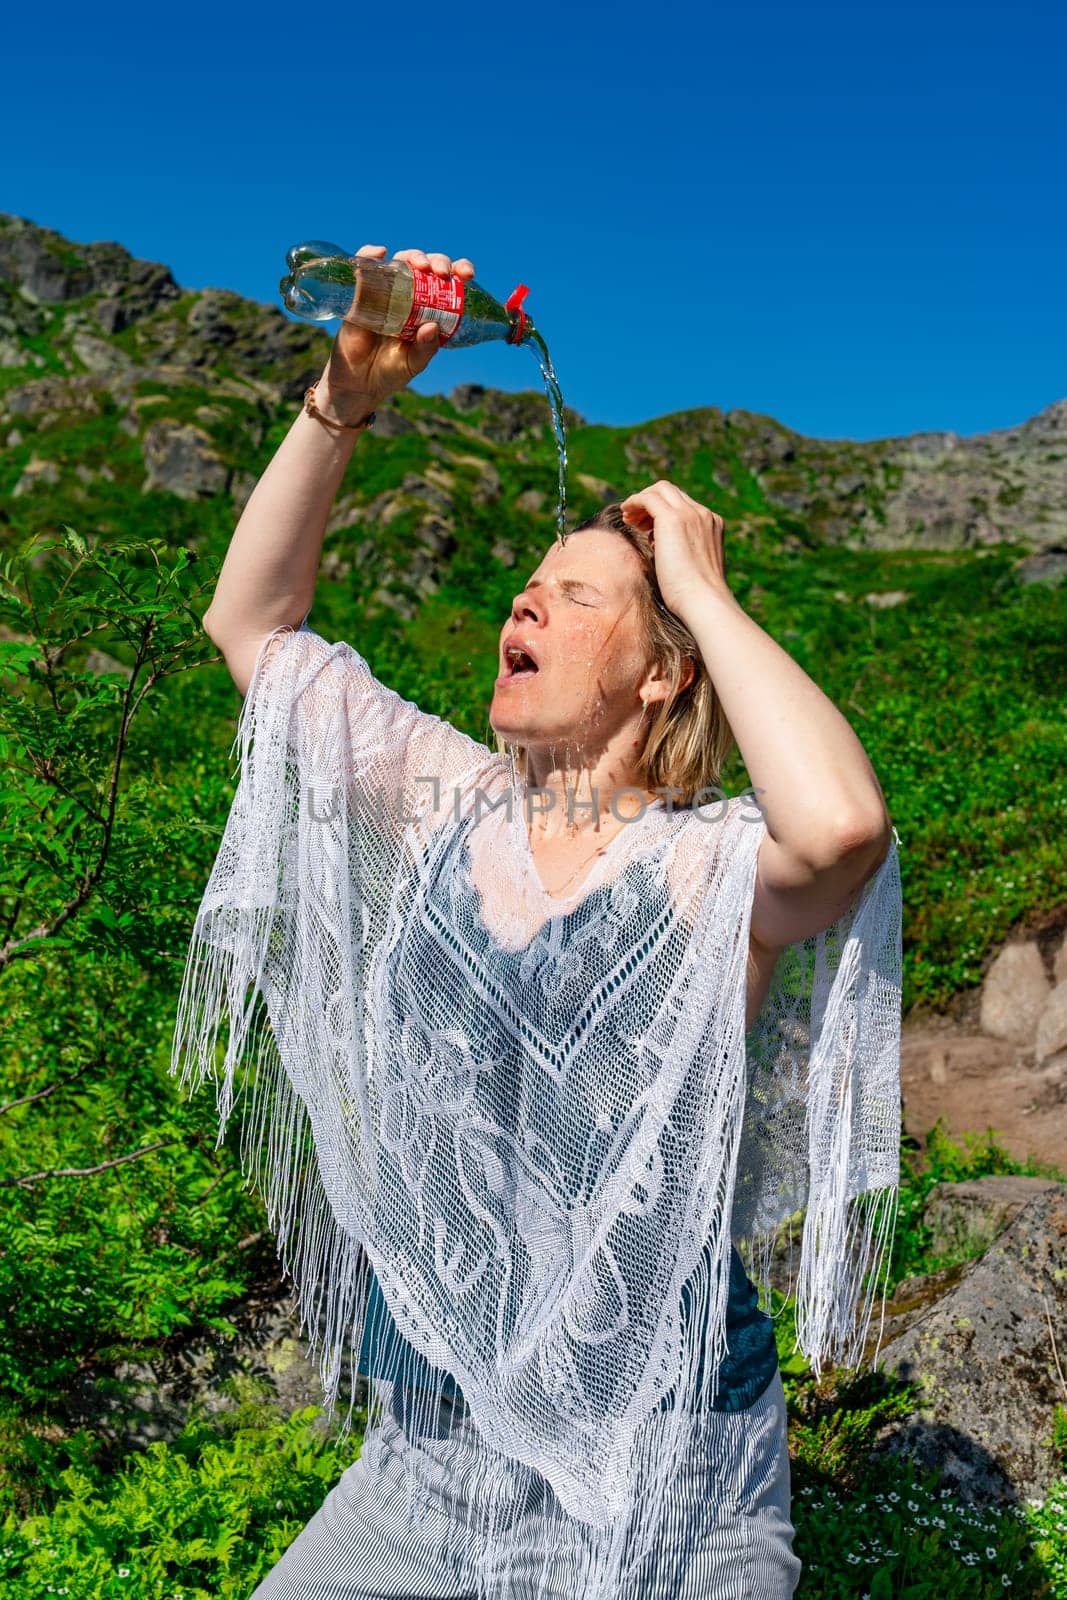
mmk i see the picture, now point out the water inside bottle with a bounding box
[525,330,569,545]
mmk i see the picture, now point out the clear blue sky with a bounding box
[4,0,1063,440]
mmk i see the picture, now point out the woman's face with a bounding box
[489,529,656,761]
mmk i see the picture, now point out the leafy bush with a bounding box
[0,1406,362,1598]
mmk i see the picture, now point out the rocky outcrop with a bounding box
[0,209,1064,621]
[0,213,179,323]
[141,419,229,499]
[871,1181,1067,1505]
[449,382,585,443]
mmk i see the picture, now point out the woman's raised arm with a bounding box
[203,245,476,697]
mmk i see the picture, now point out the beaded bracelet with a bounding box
[303,383,377,433]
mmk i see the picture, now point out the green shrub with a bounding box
[0,1407,362,1599]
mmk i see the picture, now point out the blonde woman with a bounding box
[173,245,902,1600]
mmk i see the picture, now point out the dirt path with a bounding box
[901,1010,1067,1175]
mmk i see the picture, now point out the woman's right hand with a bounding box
[316,245,476,425]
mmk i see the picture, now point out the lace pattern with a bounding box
[171,621,902,1597]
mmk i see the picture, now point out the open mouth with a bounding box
[504,646,540,679]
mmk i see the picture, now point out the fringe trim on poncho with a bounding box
[170,622,903,1597]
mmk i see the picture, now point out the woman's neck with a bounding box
[520,764,663,843]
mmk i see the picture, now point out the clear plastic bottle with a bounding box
[280,241,532,349]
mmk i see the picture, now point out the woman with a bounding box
[171,245,902,1600]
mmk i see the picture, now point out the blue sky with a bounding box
[4,0,1063,440]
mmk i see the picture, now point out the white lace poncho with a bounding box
[170,620,903,1598]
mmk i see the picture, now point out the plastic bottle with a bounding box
[280,241,532,350]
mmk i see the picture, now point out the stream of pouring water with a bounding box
[526,331,569,545]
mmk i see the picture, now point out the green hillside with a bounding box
[0,212,1065,1596]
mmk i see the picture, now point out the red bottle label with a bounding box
[399,268,465,342]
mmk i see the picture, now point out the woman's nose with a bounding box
[511,591,542,623]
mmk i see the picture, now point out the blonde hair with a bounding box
[493,504,735,807]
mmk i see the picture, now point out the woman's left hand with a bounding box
[619,481,731,623]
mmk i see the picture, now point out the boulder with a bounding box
[1014,550,1067,587]
[142,419,229,499]
[872,1183,1067,1505]
[979,941,1050,1042]
[921,1175,1061,1260]
[1055,931,1067,985]
[1036,980,1067,1063]
[70,329,131,376]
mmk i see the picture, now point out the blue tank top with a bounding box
[357,1241,778,1413]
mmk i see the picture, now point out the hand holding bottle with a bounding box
[316,245,476,426]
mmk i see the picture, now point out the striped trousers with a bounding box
[251,1369,801,1599]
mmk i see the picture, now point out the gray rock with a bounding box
[0,213,179,319]
[922,1176,1061,1260]
[0,334,24,367]
[514,489,545,515]
[864,590,911,608]
[450,383,486,413]
[491,540,517,568]
[71,330,131,376]
[3,373,100,423]
[141,419,229,499]
[372,402,415,439]
[979,941,1050,1043]
[1014,549,1067,587]
[873,1183,1067,1504]
[12,457,60,496]
[1036,981,1067,1063]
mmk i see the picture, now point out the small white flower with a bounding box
[986,1547,997,1559]
[117,1570,131,1579]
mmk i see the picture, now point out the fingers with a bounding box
[407,321,443,375]
[622,482,710,519]
[355,244,388,258]
[619,483,677,532]
[392,247,476,279]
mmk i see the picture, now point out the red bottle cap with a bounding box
[504,284,530,345]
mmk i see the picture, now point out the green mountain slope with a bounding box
[1,209,1065,1010]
